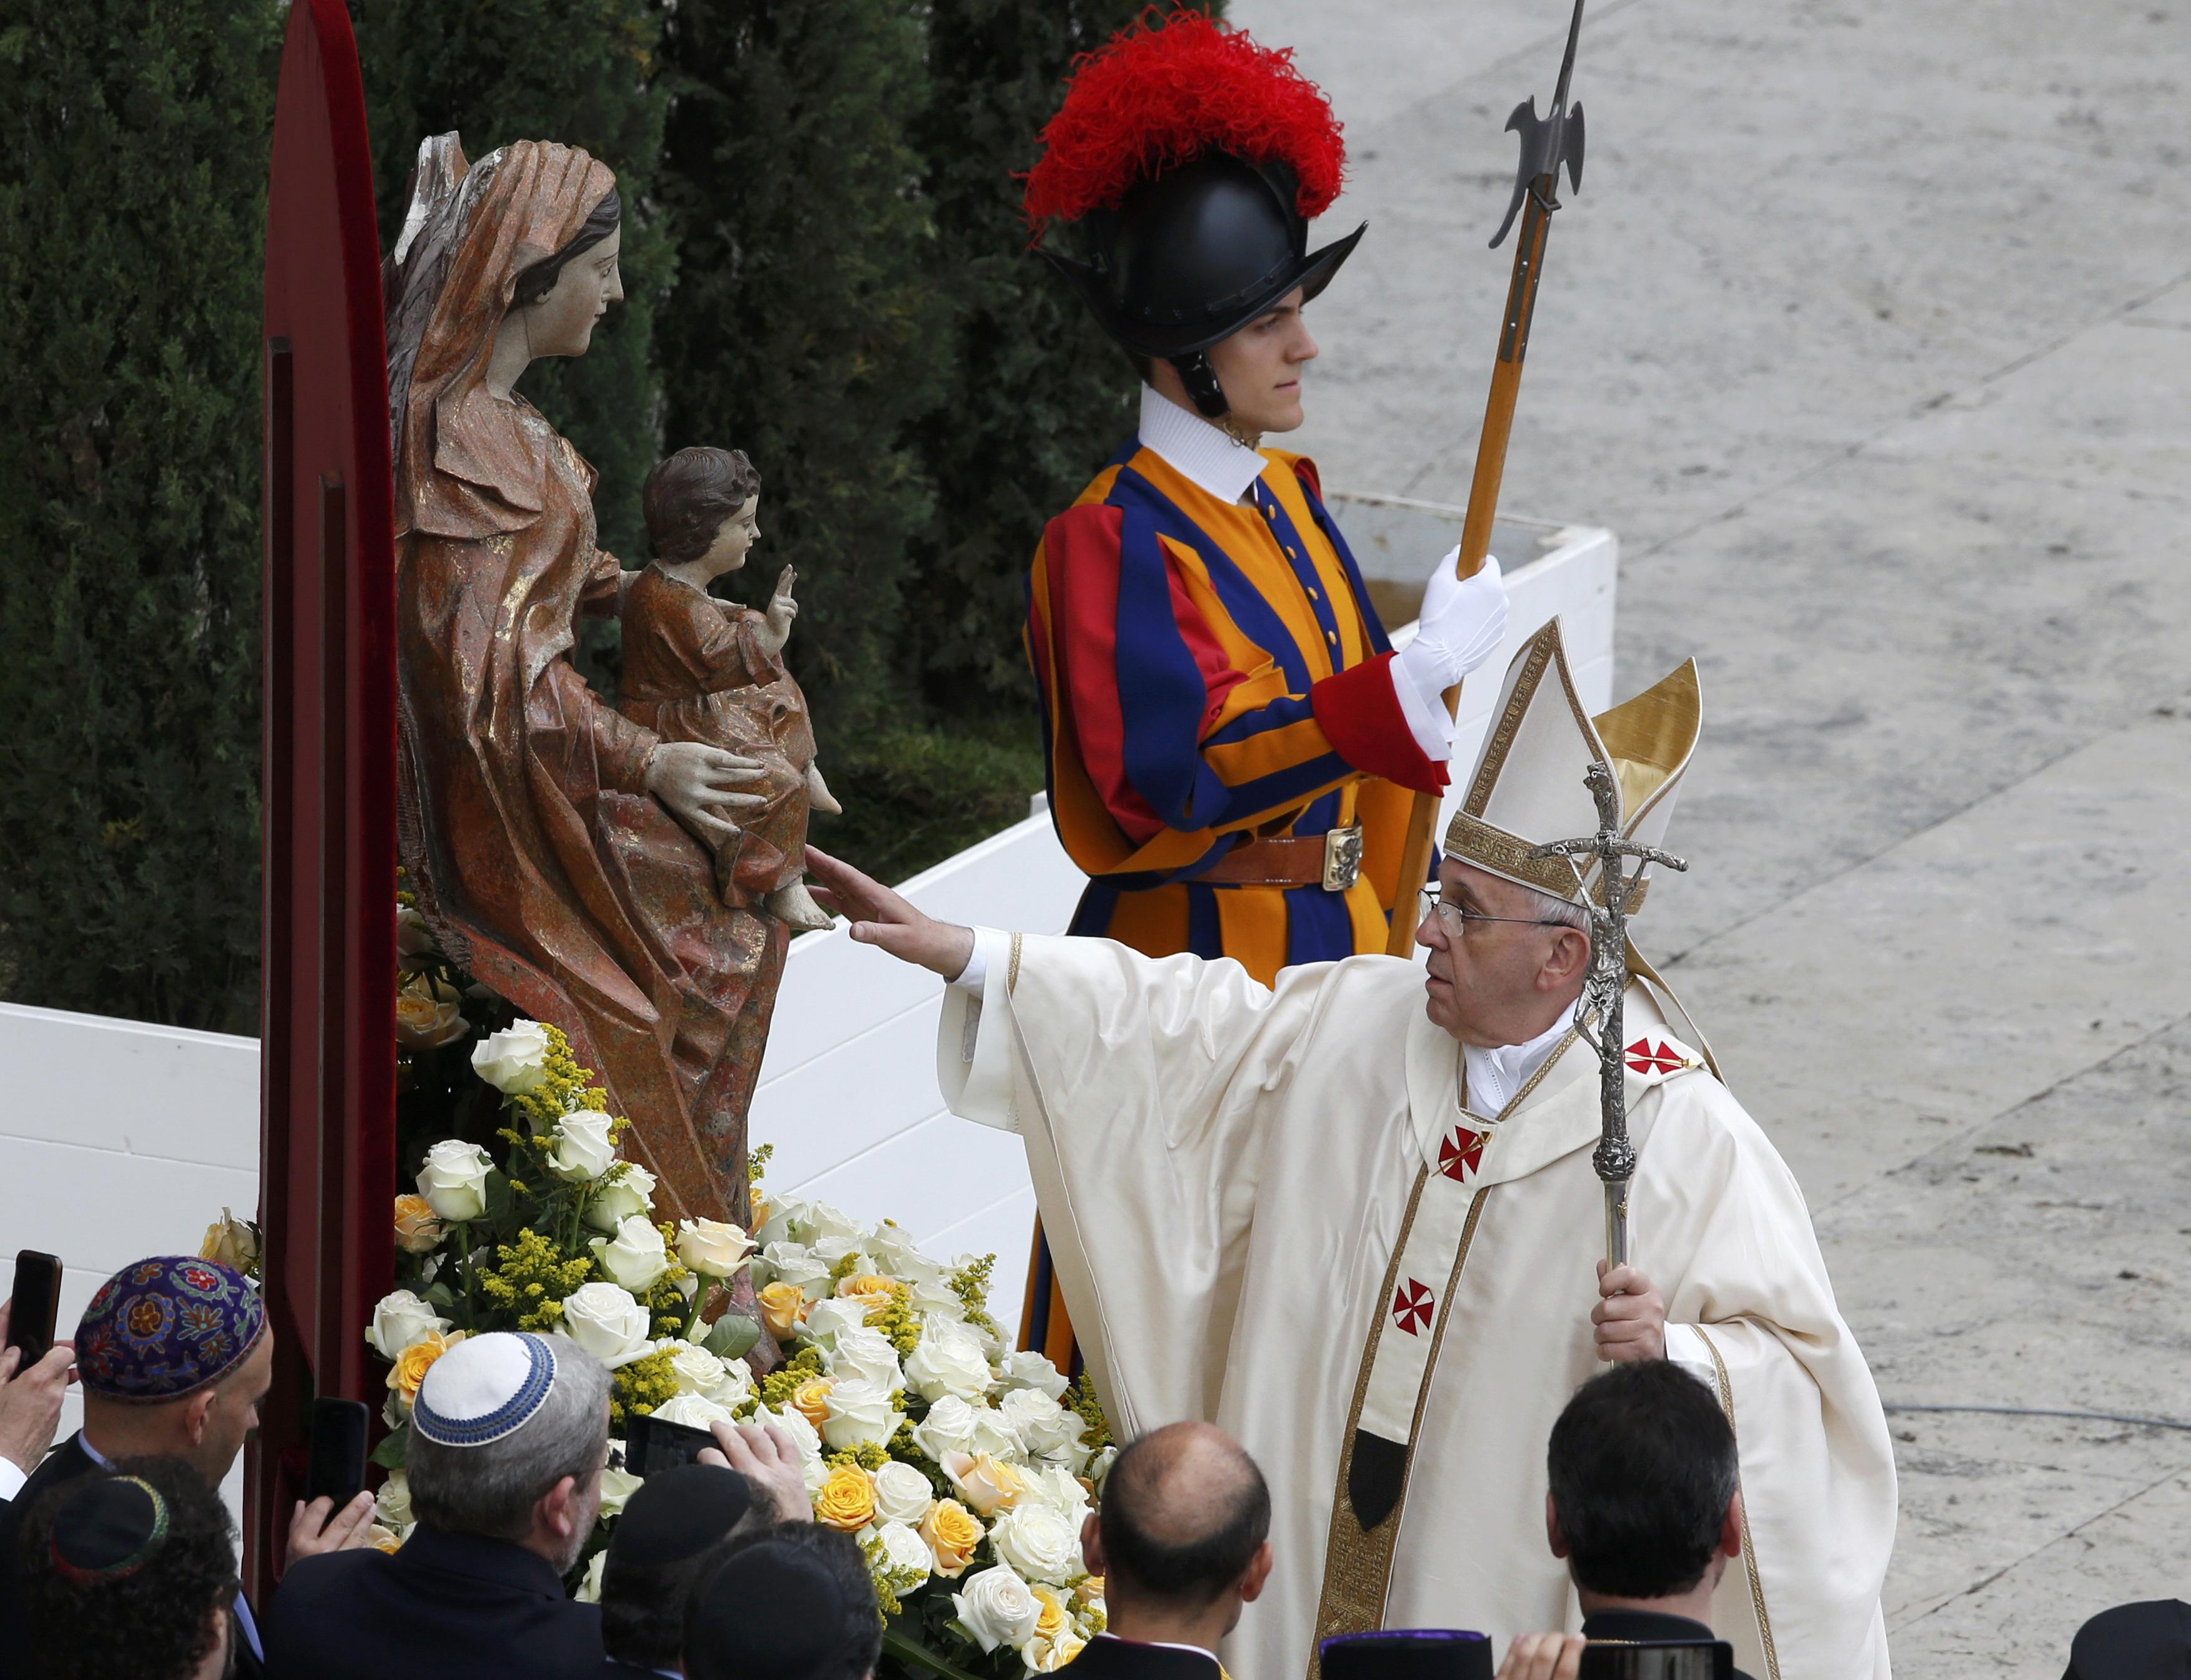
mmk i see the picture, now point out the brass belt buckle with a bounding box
[1322,824,1364,891]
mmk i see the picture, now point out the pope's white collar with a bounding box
[1465,1009,1578,1115]
[1137,383,1266,505]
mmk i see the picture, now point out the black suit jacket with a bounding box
[1581,1610,1752,1680]
[1067,1634,1224,1680]
[2063,1599,2191,1680]
[264,1522,605,1680]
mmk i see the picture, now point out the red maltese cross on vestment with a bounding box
[1391,1278,1435,1337]
[1625,1038,1683,1076]
[1437,1125,1486,1184]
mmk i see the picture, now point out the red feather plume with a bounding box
[1022,10,1346,235]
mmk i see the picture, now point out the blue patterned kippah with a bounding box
[413,1331,559,1447]
[74,1256,266,1403]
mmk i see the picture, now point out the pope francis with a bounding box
[806,621,1896,1680]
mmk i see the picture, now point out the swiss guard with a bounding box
[1022,11,1512,983]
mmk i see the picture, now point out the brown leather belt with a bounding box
[1199,825,1363,891]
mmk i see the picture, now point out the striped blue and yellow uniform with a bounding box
[1027,440,1445,988]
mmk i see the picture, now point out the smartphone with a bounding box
[1578,1641,1732,1679]
[1320,1631,1492,1680]
[304,1397,371,1507]
[624,1410,719,1479]
[6,1251,63,1366]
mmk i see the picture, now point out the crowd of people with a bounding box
[0,1252,2175,1680]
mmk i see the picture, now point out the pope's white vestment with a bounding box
[940,933,1895,1680]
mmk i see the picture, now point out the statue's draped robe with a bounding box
[391,141,783,1224]
[940,936,1895,1680]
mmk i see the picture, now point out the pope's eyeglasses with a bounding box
[1417,889,1578,938]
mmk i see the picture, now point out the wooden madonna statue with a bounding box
[384,134,824,1229]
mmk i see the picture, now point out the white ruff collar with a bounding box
[1136,384,1266,504]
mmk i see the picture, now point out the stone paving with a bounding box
[1233,0,2191,1669]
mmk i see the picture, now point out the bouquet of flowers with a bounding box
[362,1013,1111,1679]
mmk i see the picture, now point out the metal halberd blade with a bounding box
[1489,0,1590,248]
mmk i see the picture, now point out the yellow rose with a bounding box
[748,1189,771,1229]
[1032,1584,1070,1642]
[920,1497,984,1578]
[814,1464,875,1532]
[791,1376,834,1433]
[197,1209,259,1275]
[386,1328,466,1407]
[942,1449,1027,1517]
[394,973,470,1051]
[834,1272,898,1322]
[392,1195,443,1256]
[366,1523,404,1555]
[758,1280,808,1340]
[1073,1575,1105,1609]
[1026,1631,1087,1673]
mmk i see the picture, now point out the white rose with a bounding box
[809,1236,874,1276]
[826,1326,905,1394]
[908,1279,967,1322]
[585,1162,657,1233]
[866,1222,944,1286]
[798,1201,866,1246]
[396,903,439,963]
[999,1388,1087,1470]
[819,1378,905,1452]
[875,1519,933,1594]
[470,1019,553,1094]
[911,1395,980,1462]
[711,1355,754,1407]
[677,1217,756,1277]
[752,1196,808,1250]
[995,1351,1070,1402]
[590,1214,671,1293]
[658,1339,730,1398]
[1025,1631,1087,1674]
[598,1460,644,1520]
[905,1317,994,1404]
[653,1391,736,1430]
[366,1289,450,1360]
[1086,1445,1117,1495]
[375,1470,413,1527]
[575,1549,608,1604]
[871,1460,936,1529]
[990,1502,1082,1586]
[414,1141,493,1223]
[559,1282,654,1368]
[549,1112,619,1185]
[1019,1464,1091,1523]
[761,1242,834,1301]
[800,1298,870,1351]
[952,1564,1041,1653]
[967,1407,1027,1464]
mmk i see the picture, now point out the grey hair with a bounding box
[1523,881,1592,933]
[408,1338,612,1542]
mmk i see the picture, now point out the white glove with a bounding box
[1397,549,1509,701]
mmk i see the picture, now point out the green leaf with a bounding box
[483,1169,515,1228]
[369,1420,410,1470]
[881,1623,990,1680]
[422,1281,457,1311]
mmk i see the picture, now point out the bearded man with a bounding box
[808,622,1896,1680]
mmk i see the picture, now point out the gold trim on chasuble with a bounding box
[1305,1037,1578,1680]
[1695,1327,1781,1680]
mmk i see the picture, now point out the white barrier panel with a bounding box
[0,496,1615,1353]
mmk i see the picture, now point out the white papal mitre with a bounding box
[1444,618,1701,913]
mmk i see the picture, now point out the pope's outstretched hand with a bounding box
[805,847,975,980]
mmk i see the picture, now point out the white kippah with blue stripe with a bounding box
[413,1331,558,1447]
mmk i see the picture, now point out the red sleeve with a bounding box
[1311,653,1448,795]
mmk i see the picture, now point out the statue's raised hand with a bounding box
[645,741,766,846]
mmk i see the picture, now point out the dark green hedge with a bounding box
[0,0,1196,1028]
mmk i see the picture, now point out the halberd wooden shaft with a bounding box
[1383,183,1559,954]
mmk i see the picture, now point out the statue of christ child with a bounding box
[621,446,840,931]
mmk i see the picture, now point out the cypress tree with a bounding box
[352,0,673,563]
[901,0,1159,711]
[0,1,282,1029]
[655,0,948,735]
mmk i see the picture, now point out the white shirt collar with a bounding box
[1464,1009,1577,1115]
[1137,384,1266,505]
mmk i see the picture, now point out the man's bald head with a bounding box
[1098,1422,1271,1609]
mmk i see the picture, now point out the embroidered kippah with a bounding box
[74,1256,266,1403]
[49,1476,171,1585]
[687,1540,848,1680]
[413,1330,558,1447]
[612,1463,756,1567]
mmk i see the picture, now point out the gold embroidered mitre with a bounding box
[1444,618,1700,909]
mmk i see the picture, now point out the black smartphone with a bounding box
[6,1250,63,1366]
[305,1397,371,1507]
[624,1411,719,1479]
[1578,1642,1732,1679]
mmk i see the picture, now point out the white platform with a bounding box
[0,494,1614,1358]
